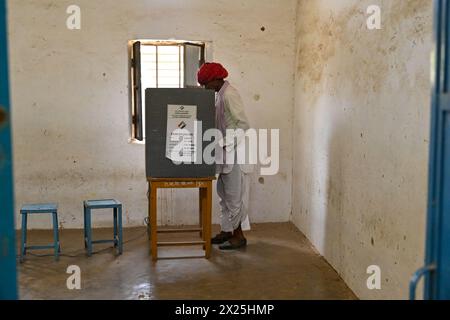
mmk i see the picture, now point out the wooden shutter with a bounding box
[184,43,205,88]
[132,41,143,141]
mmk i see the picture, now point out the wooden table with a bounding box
[147,177,215,261]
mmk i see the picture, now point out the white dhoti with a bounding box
[217,164,251,232]
[214,82,252,233]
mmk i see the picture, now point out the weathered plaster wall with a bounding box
[8,0,297,229]
[292,0,432,299]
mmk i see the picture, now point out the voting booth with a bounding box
[145,88,216,178]
[145,88,216,260]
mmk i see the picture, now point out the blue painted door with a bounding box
[0,0,18,300]
[411,0,450,300]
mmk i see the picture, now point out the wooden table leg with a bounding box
[199,188,203,238]
[147,184,151,240]
[150,182,158,261]
[200,187,206,251]
[203,182,212,258]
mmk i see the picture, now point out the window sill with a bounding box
[128,138,145,145]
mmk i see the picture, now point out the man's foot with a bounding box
[219,237,247,250]
[211,231,232,244]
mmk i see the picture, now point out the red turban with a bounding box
[197,62,229,85]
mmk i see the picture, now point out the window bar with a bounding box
[179,45,182,88]
[183,44,187,88]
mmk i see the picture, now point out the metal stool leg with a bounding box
[83,205,87,248]
[52,211,60,261]
[118,205,123,255]
[113,207,118,248]
[86,208,93,256]
[20,212,27,263]
[56,212,61,254]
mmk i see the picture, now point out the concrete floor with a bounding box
[17,222,357,300]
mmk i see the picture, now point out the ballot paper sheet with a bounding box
[165,104,198,163]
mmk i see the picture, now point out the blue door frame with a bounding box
[0,0,18,300]
[411,0,450,300]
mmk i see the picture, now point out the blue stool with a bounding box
[20,203,60,262]
[84,199,123,256]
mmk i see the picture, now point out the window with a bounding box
[130,40,206,142]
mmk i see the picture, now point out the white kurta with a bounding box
[216,83,252,232]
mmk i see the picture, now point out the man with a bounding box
[197,62,252,250]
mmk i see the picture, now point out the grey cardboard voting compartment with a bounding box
[145,88,216,178]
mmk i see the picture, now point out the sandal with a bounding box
[219,238,247,250]
[211,232,232,244]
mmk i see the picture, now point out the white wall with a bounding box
[8,0,297,229]
[292,0,433,299]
